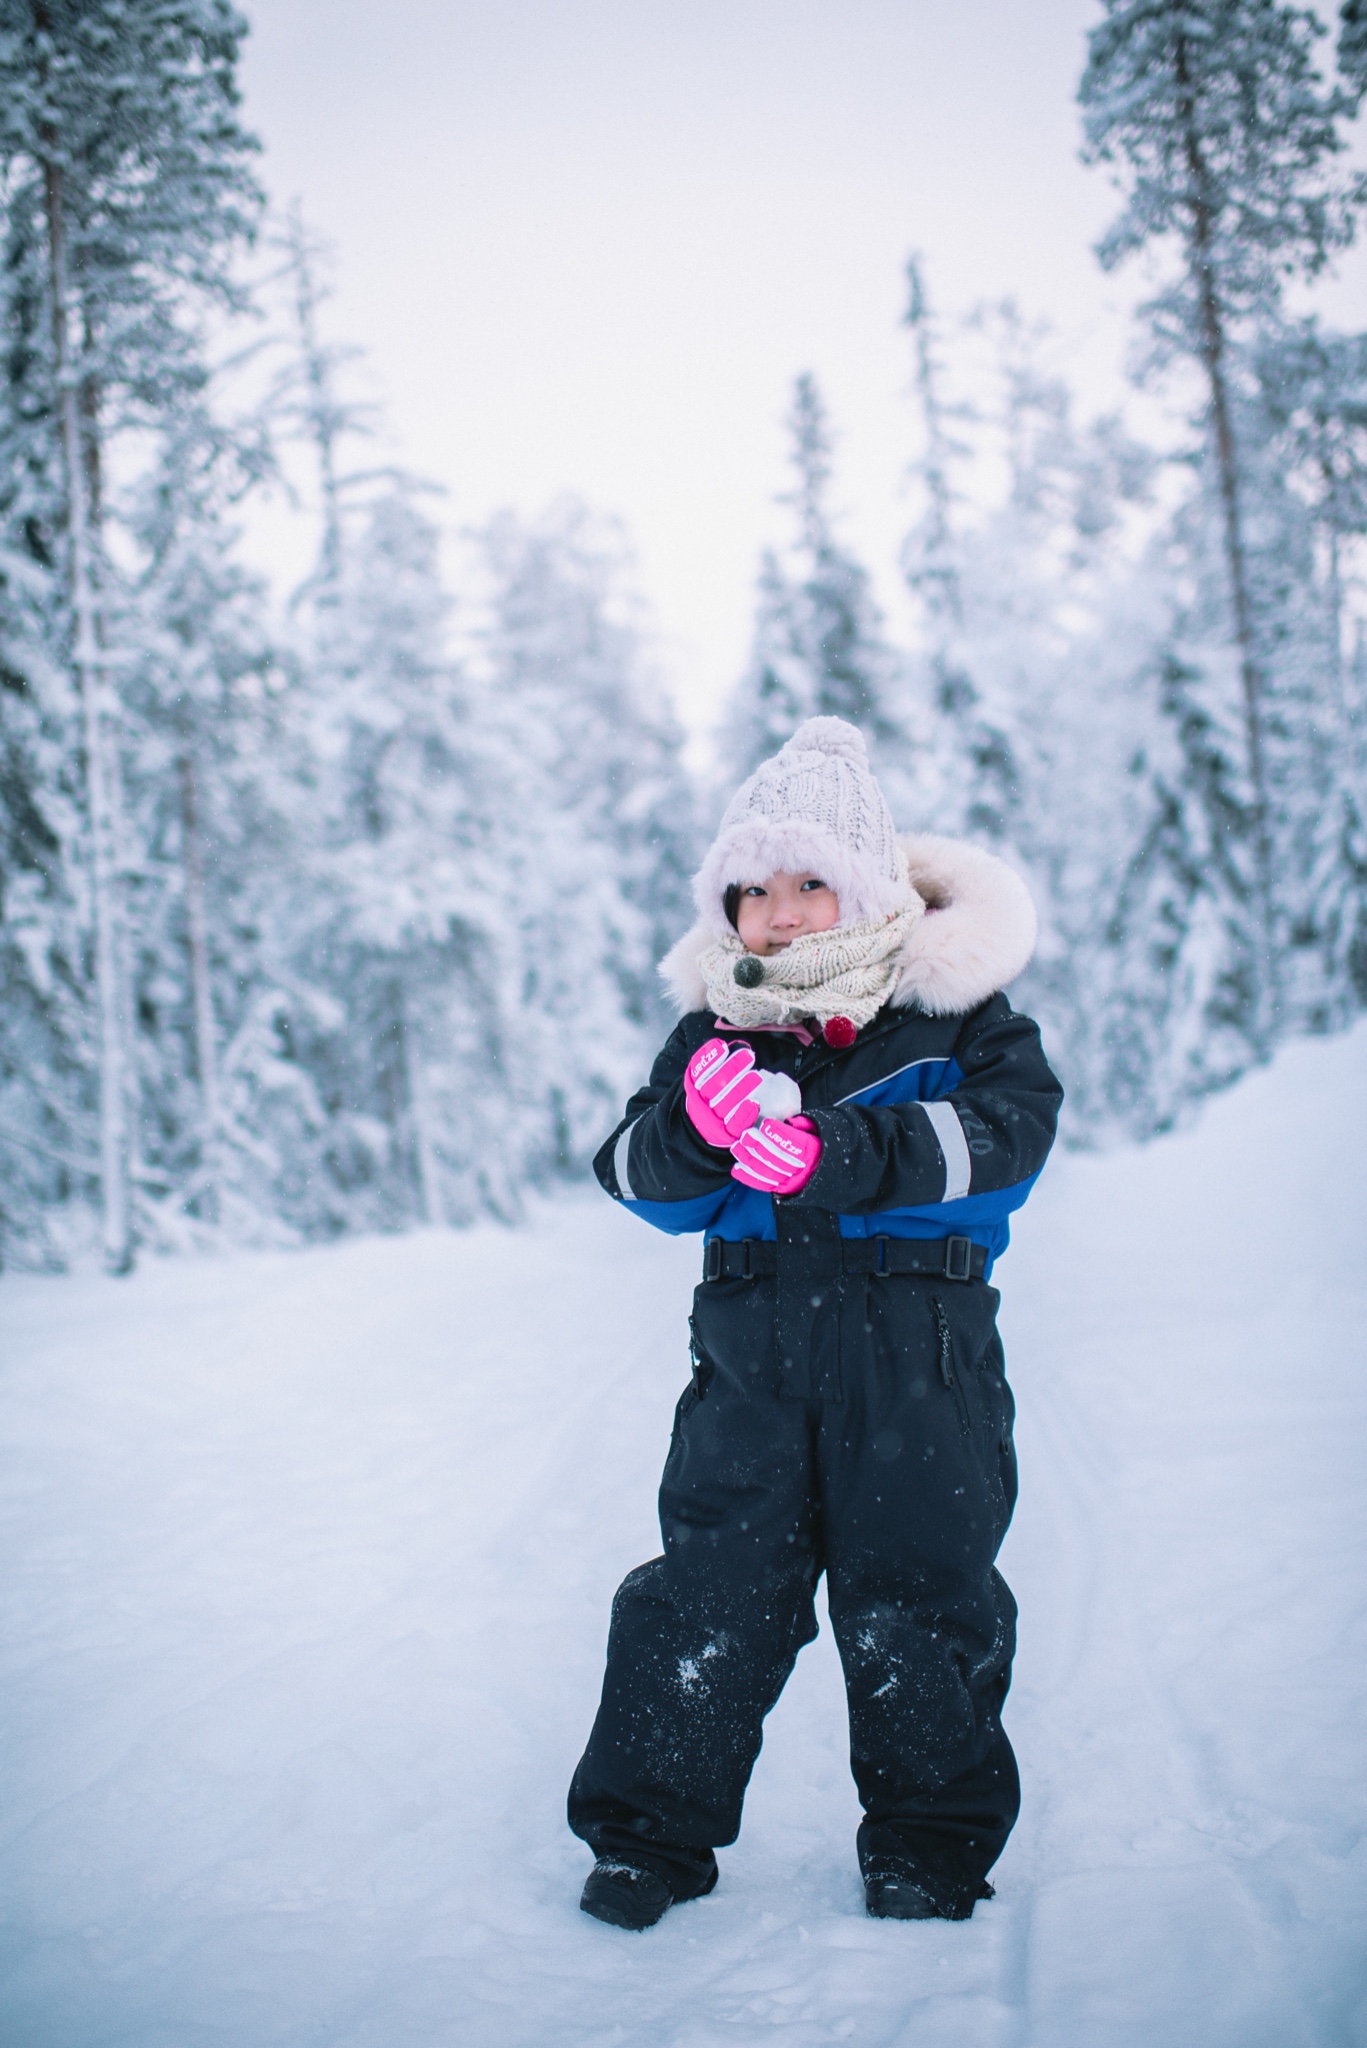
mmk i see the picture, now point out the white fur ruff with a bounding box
[661,833,1038,1021]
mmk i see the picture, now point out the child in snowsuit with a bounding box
[570,717,1062,1930]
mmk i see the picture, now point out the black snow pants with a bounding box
[568,1255,1020,1917]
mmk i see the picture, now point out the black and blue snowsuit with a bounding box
[568,971,1062,1917]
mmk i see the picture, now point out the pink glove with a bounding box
[730,1114,822,1195]
[684,1038,764,1148]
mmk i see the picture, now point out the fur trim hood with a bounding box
[660,833,1038,1020]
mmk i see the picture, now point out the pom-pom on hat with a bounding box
[694,715,912,934]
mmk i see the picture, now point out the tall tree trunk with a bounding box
[42,154,133,1272]
[179,750,221,1223]
[1176,29,1278,1044]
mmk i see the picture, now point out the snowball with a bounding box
[751,1069,803,1120]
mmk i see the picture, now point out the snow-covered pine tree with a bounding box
[255,219,528,1230]
[901,257,965,638]
[473,501,697,1181]
[476,504,695,1014]
[0,509,92,1267]
[264,204,381,619]
[898,255,1000,837]
[899,275,1155,848]
[725,374,906,789]
[1079,0,1366,1047]
[1250,313,1367,1019]
[118,391,316,1244]
[284,486,520,1230]
[1063,314,1367,1131]
[898,277,1165,1125]
[1085,648,1266,1136]
[0,0,261,1267]
[1255,318,1367,741]
[1341,0,1367,96]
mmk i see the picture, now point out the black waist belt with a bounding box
[703,1233,986,1284]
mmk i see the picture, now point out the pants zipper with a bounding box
[687,1315,714,1401]
[931,1294,970,1434]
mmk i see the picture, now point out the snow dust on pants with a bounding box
[568,1266,1020,1916]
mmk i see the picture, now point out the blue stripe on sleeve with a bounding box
[836,1055,963,1107]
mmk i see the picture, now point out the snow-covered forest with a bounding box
[3,0,1367,1273]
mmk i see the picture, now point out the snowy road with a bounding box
[2,1027,1366,2047]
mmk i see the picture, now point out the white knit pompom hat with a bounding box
[694,716,913,935]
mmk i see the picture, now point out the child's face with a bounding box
[736,871,840,954]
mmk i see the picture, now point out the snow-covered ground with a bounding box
[2,1026,1366,2048]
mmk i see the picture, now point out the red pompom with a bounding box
[823,1015,857,1048]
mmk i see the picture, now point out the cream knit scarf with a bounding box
[700,906,924,1032]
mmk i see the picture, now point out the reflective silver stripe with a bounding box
[613,1121,638,1202]
[921,1099,972,1202]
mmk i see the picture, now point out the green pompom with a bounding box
[733,955,766,988]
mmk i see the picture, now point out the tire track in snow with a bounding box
[990,1320,1107,2048]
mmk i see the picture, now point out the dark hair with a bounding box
[723,883,742,930]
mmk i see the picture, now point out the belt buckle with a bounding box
[705,1238,722,1282]
[742,1238,754,1280]
[874,1235,890,1276]
[944,1235,972,1282]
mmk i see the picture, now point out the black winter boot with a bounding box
[864,1875,941,1920]
[580,1860,678,1931]
[865,1874,995,1921]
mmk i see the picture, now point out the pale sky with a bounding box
[236,0,1364,732]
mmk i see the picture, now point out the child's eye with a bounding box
[742,885,767,897]
[800,879,829,893]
